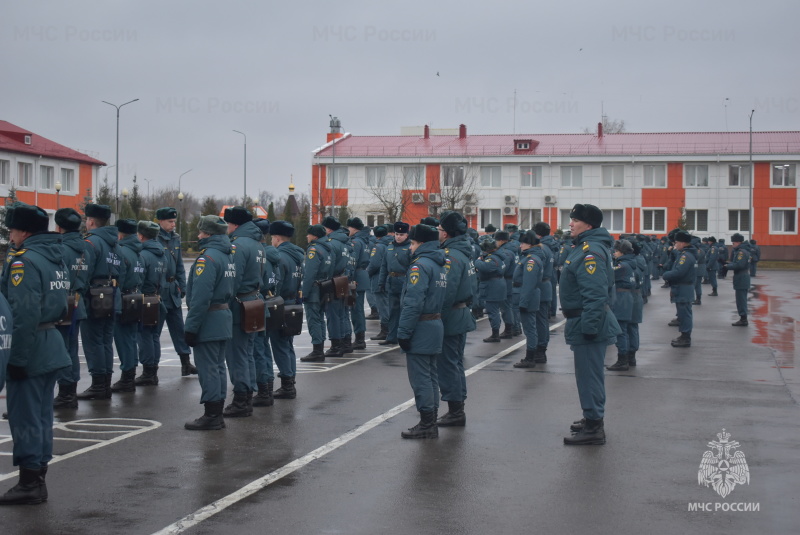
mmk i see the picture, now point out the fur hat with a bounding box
[85,203,112,220]
[494,230,510,242]
[307,224,326,239]
[223,206,252,226]
[480,238,497,252]
[138,220,160,239]
[731,233,745,243]
[155,207,178,220]
[439,211,467,236]
[321,216,341,231]
[484,224,497,234]
[253,218,271,235]
[393,221,409,234]
[197,215,228,235]
[674,231,693,243]
[346,217,364,230]
[5,202,49,233]
[569,204,603,228]
[519,230,540,245]
[533,221,551,236]
[409,224,439,243]
[115,219,137,235]
[55,208,82,232]
[420,217,439,227]
[504,223,518,232]
[615,239,634,255]
[269,220,295,238]
[373,225,388,238]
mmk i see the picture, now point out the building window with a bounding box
[560,166,582,188]
[772,164,796,187]
[40,165,55,190]
[729,164,751,187]
[520,166,542,187]
[366,214,386,227]
[643,164,666,188]
[519,209,542,229]
[327,166,348,188]
[601,209,624,232]
[771,209,797,233]
[560,209,572,230]
[0,160,9,185]
[365,166,385,188]
[642,209,666,233]
[728,210,750,232]
[480,166,501,188]
[685,164,709,187]
[17,162,32,188]
[601,165,624,188]
[402,166,425,189]
[685,209,708,232]
[442,165,465,188]
[61,168,75,193]
[480,209,501,229]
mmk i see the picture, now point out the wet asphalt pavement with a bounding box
[1,269,798,534]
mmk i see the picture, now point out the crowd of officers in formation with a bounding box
[0,198,759,505]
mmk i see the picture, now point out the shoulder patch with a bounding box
[582,242,590,251]
[584,258,597,274]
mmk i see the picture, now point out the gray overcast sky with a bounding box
[3,0,799,201]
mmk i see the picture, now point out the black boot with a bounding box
[371,324,388,341]
[660,282,669,288]
[570,418,585,432]
[627,350,637,367]
[76,374,109,400]
[401,410,439,439]
[472,306,484,319]
[324,339,343,358]
[378,337,397,345]
[732,315,749,326]
[513,348,537,368]
[111,369,137,393]
[222,391,251,418]
[499,324,514,339]
[564,418,605,445]
[366,307,379,320]
[301,343,326,362]
[606,353,629,371]
[179,354,198,376]
[245,391,254,415]
[253,381,274,407]
[104,374,113,398]
[437,401,466,427]
[512,325,522,337]
[671,333,691,347]
[185,400,226,430]
[53,382,78,409]
[273,376,296,399]
[534,346,548,363]
[668,317,680,327]
[353,332,367,350]
[0,467,45,505]
[483,329,501,343]
[39,464,47,502]
[134,365,159,386]
[340,335,354,354]
[692,298,702,305]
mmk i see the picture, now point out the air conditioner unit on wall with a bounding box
[428,193,442,204]
[428,205,439,216]
[464,193,478,205]
[463,205,478,216]
[544,194,557,205]
[503,206,517,216]
[504,195,517,205]
[411,193,425,204]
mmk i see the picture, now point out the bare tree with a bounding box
[366,168,410,223]
[583,116,627,134]
[437,162,479,215]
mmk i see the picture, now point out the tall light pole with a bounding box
[55,181,62,209]
[178,169,192,201]
[328,115,342,218]
[178,192,185,239]
[233,130,246,206]
[749,109,755,240]
[142,178,152,207]
[102,99,139,217]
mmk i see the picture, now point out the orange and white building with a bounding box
[0,120,105,225]
[312,123,800,259]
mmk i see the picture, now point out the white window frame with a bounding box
[728,209,750,232]
[60,167,75,193]
[17,161,33,189]
[520,165,542,188]
[327,165,348,188]
[402,165,425,189]
[365,166,385,188]
[685,209,708,232]
[770,208,797,234]
[772,164,796,187]
[728,164,751,187]
[684,164,709,188]
[442,165,465,188]
[480,208,501,228]
[480,166,501,188]
[601,209,624,232]
[366,213,386,227]
[642,208,666,233]
[519,209,542,229]
[0,159,10,185]
[40,164,55,190]
[643,164,666,188]
[560,209,572,230]
[560,166,583,188]
[601,165,624,188]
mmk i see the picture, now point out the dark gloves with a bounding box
[398,338,412,351]
[180,291,186,299]
[583,333,597,341]
[185,331,199,347]
[519,307,528,313]
[7,364,28,381]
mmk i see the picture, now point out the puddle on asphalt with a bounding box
[749,281,800,367]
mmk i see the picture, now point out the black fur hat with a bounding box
[373,225,388,238]
[85,203,111,220]
[55,208,82,232]
[5,202,49,233]
[440,211,467,236]
[269,220,295,237]
[409,224,439,243]
[569,204,603,228]
[321,216,341,231]
[155,207,178,220]
[115,219,137,235]
[223,206,253,226]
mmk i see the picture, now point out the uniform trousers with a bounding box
[520,309,538,350]
[225,327,256,394]
[406,352,439,413]
[113,319,140,371]
[253,330,274,384]
[511,292,522,330]
[159,304,192,356]
[56,322,81,385]
[351,290,366,335]
[485,300,504,330]
[735,288,748,316]
[325,299,345,339]
[374,291,389,325]
[615,320,630,354]
[572,342,606,421]
[340,302,352,338]
[549,279,558,317]
[436,333,467,402]
[676,301,693,335]
[138,324,162,367]
[695,276,703,300]
[195,340,228,403]
[268,329,296,378]
[80,316,115,376]
[304,302,326,345]
[386,293,402,341]
[7,369,60,469]
[500,294,513,326]
[627,322,640,352]
[536,301,551,348]
[707,268,718,291]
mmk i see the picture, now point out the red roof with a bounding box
[0,120,106,166]
[314,131,800,158]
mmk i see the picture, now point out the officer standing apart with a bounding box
[435,212,477,427]
[662,231,697,347]
[475,238,506,343]
[0,203,70,505]
[300,225,334,364]
[183,216,235,430]
[156,207,198,376]
[398,224,447,439]
[136,221,168,388]
[112,220,144,391]
[379,222,411,346]
[560,204,621,446]
[512,231,543,368]
[728,233,752,326]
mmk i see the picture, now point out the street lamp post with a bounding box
[122,188,129,218]
[178,169,192,202]
[142,178,152,208]
[233,130,246,206]
[102,99,139,218]
[178,192,185,240]
[55,181,62,209]
[749,109,755,240]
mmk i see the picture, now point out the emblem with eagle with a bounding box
[698,428,750,498]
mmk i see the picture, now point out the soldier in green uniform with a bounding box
[136,221,168,388]
[379,222,411,345]
[348,217,371,350]
[662,231,697,347]
[252,218,281,407]
[111,219,144,392]
[367,225,391,340]
[0,203,70,505]
[728,233,752,326]
[560,204,621,446]
[300,225,334,364]
[475,238,506,343]
[512,231,543,368]
[184,216,236,430]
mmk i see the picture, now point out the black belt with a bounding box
[562,308,583,319]
[504,276,513,280]
[166,277,176,283]
[121,289,140,295]
[236,290,259,299]
[451,302,467,310]
[37,322,57,330]
[419,313,441,321]
[389,272,405,277]
[208,303,229,311]
[542,277,551,282]
[513,282,522,288]
[91,278,116,287]
[616,288,634,292]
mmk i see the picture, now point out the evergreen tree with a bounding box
[129,175,143,219]
[0,186,19,258]
[267,202,276,222]
[200,196,220,217]
[293,204,310,250]
[336,204,350,226]
[677,205,689,231]
[96,176,113,206]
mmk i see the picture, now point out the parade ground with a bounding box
[1,269,798,534]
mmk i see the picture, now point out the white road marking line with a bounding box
[152,319,565,535]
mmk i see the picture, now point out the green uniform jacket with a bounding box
[117,234,144,292]
[368,235,392,293]
[662,245,697,303]
[61,231,91,321]
[440,235,477,336]
[398,241,446,354]
[229,221,266,324]
[302,238,334,302]
[157,228,186,309]
[517,248,542,312]
[274,241,304,300]
[475,252,506,300]
[185,234,235,342]
[2,233,70,376]
[380,240,411,295]
[728,244,752,290]
[140,239,167,296]
[559,228,622,346]
[350,228,372,290]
